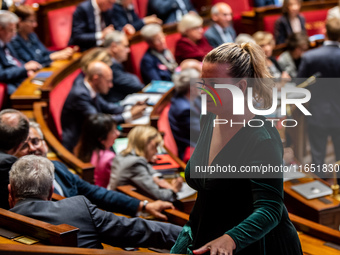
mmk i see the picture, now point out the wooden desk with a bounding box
[284,177,340,230]
[10,53,81,110]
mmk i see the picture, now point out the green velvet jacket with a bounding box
[171,113,302,255]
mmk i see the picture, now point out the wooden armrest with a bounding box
[52,193,66,201]
[117,185,189,226]
[0,244,164,255]
[33,101,95,183]
[289,213,340,245]
[0,208,78,246]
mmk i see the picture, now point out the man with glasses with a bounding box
[15,121,174,220]
[61,61,146,152]
[0,109,29,209]
[103,30,144,103]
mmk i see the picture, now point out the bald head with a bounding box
[211,2,233,28]
[0,109,29,154]
[86,61,113,95]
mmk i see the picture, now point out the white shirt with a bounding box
[83,80,132,122]
[213,23,233,43]
[91,0,104,46]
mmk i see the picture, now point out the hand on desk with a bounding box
[50,47,77,61]
[24,61,42,72]
[130,103,147,120]
[193,234,236,255]
[143,200,174,221]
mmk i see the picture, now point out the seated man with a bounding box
[14,121,173,219]
[103,31,144,103]
[9,155,182,248]
[0,11,41,94]
[61,61,146,152]
[69,0,135,51]
[147,0,196,24]
[0,109,29,209]
[204,2,236,48]
[168,68,200,160]
[140,24,177,85]
[112,0,162,31]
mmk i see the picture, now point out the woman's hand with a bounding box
[193,234,236,255]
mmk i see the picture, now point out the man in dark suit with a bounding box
[0,109,29,210]
[14,122,174,220]
[61,61,146,152]
[9,155,182,248]
[147,0,195,24]
[0,11,41,94]
[69,0,134,51]
[103,31,144,103]
[204,2,236,48]
[112,0,161,31]
[297,18,340,168]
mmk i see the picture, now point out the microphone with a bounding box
[297,72,322,88]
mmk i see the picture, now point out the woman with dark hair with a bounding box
[10,5,75,66]
[170,42,302,255]
[75,114,120,188]
[274,0,306,44]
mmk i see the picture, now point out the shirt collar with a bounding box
[323,40,340,47]
[84,80,97,99]
[0,40,5,48]
[91,0,100,14]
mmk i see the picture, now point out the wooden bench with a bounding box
[0,208,78,247]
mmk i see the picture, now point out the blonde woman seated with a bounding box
[107,126,183,202]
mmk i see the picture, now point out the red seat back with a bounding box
[129,41,148,82]
[0,83,7,110]
[136,0,148,18]
[165,32,181,56]
[48,6,76,49]
[49,69,82,141]
[157,103,178,157]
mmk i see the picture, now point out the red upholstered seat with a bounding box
[129,41,149,82]
[48,6,76,49]
[0,83,7,110]
[136,0,148,18]
[157,103,178,157]
[49,69,82,141]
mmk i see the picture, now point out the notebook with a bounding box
[291,180,332,199]
[143,80,174,93]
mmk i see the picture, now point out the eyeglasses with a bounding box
[20,137,43,151]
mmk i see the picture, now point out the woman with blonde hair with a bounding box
[175,13,212,64]
[170,42,302,254]
[107,126,183,202]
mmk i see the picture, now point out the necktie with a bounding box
[223,28,233,43]
[100,13,106,30]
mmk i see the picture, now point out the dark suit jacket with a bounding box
[52,160,140,216]
[102,62,144,103]
[0,43,27,94]
[11,196,182,248]
[274,14,306,44]
[168,95,200,159]
[204,25,236,48]
[175,36,212,64]
[0,152,16,210]
[69,0,117,51]
[297,43,340,127]
[141,48,173,85]
[147,0,195,24]
[61,75,125,151]
[112,3,144,31]
[9,33,52,66]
